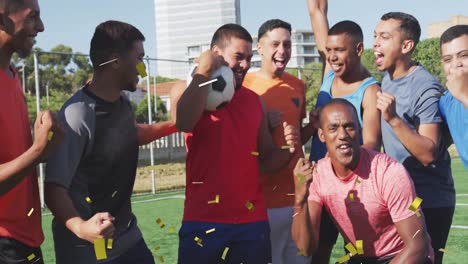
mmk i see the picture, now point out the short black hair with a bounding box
[210,23,253,49]
[329,20,364,45]
[440,25,468,50]
[381,12,421,47]
[90,20,145,68]
[0,0,26,14]
[258,19,292,40]
[319,98,359,128]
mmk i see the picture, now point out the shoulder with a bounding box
[411,65,443,92]
[61,90,95,133]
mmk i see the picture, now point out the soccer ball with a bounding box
[186,65,236,110]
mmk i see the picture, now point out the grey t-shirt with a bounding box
[381,65,455,208]
[46,87,142,263]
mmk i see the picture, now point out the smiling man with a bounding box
[374,12,455,264]
[0,1,63,263]
[291,98,433,264]
[243,19,313,264]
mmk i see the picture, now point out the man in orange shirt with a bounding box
[0,0,62,263]
[243,19,315,264]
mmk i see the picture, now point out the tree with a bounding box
[288,63,324,112]
[134,94,169,123]
[412,38,444,84]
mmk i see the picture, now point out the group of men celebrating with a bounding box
[0,0,467,263]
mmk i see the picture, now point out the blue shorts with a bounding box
[178,221,272,264]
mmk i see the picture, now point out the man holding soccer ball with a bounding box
[172,23,300,263]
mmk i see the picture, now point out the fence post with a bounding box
[145,57,156,194]
[34,51,46,209]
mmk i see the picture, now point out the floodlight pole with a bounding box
[34,51,45,209]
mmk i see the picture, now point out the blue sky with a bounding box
[36,0,467,58]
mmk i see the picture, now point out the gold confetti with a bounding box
[356,240,364,255]
[281,145,293,149]
[208,195,220,204]
[297,251,306,256]
[168,227,176,234]
[349,193,355,202]
[345,242,358,256]
[251,151,259,156]
[27,208,34,217]
[439,248,447,253]
[136,62,147,78]
[408,197,423,217]
[245,201,255,211]
[155,245,161,251]
[94,238,107,260]
[221,247,229,260]
[27,253,36,261]
[434,93,445,97]
[296,173,305,186]
[157,255,164,263]
[337,254,350,263]
[205,228,216,234]
[192,182,204,184]
[194,237,202,243]
[156,218,165,228]
[47,131,54,141]
[356,178,361,184]
[107,239,113,250]
[85,196,92,204]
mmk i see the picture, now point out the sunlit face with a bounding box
[326,33,361,78]
[215,37,253,89]
[119,40,145,92]
[373,19,406,72]
[2,0,44,58]
[440,34,468,76]
[318,103,361,172]
[258,27,291,76]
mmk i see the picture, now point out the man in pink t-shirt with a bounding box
[291,98,433,263]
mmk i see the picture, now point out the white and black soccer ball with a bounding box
[186,65,236,110]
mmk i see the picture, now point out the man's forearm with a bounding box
[0,145,43,196]
[291,202,314,256]
[176,75,210,132]
[137,121,178,145]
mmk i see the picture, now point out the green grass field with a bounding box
[40,159,468,263]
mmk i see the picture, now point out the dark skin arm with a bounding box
[389,215,430,263]
[136,121,178,145]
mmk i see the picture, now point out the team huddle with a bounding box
[1,0,467,263]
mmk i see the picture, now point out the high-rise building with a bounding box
[427,15,468,38]
[154,0,241,79]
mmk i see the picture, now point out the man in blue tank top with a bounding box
[306,0,381,263]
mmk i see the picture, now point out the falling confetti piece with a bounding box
[409,197,423,217]
[297,251,306,256]
[199,78,218,87]
[47,131,54,141]
[169,227,176,234]
[27,253,36,261]
[281,145,293,149]
[85,197,92,204]
[245,201,255,211]
[208,195,220,204]
[272,185,278,191]
[337,254,350,263]
[197,242,203,247]
[434,93,445,97]
[287,193,295,196]
[296,173,305,186]
[94,238,107,260]
[221,247,229,260]
[155,245,161,251]
[107,239,113,250]
[356,178,362,184]
[205,228,216,234]
[192,182,204,184]
[111,191,118,198]
[345,242,358,256]
[156,218,165,228]
[349,193,355,202]
[412,229,421,239]
[251,151,259,156]
[27,208,34,217]
[356,240,364,255]
[194,237,202,243]
[136,62,147,78]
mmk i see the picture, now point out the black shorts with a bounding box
[319,207,339,245]
[0,237,43,264]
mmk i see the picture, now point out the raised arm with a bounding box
[361,84,382,151]
[291,158,321,255]
[0,111,63,195]
[257,99,300,173]
[390,215,430,263]
[307,0,331,78]
[377,91,439,166]
[175,51,226,132]
[136,121,178,145]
